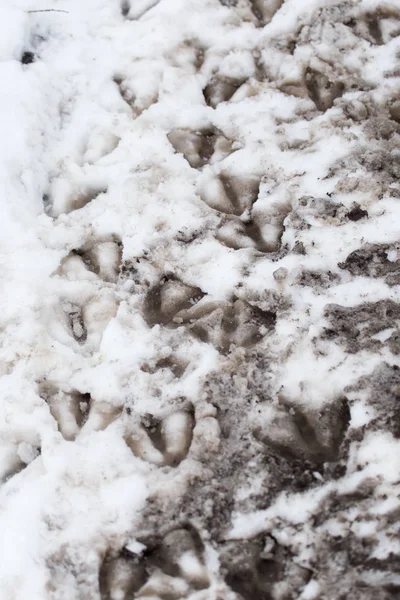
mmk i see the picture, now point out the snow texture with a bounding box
[0,0,400,598]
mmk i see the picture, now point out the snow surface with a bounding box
[0,0,400,598]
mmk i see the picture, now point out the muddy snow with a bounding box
[0,0,399,598]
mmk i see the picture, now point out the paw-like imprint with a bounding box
[100,527,208,599]
[40,385,121,440]
[346,9,400,46]
[143,276,276,352]
[58,241,122,284]
[254,397,350,464]
[167,40,205,71]
[99,549,147,599]
[167,128,233,169]
[143,276,205,327]
[78,241,122,283]
[125,410,194,467]
[199,172,259,216]
[40,386,90,440]
[185,298,276,353]
[304,69,344,112]
[113,75,158,117]
[204,76,246,108]
[57,294,118,350]
[216,214,274,253]
[220,536,311,600]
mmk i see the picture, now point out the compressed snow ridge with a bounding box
[0,0,400,598]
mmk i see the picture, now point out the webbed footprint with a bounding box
[198,171,260,216]
[143,276,205,327]
[254,397,350,464]
[167,127,233,169]
[39,385,90,441]
[304,68,344,112]
[99,550,147,600]
[182,299,276,354]
[39,384,121,440]
[125,410,194,467]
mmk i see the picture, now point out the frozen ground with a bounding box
[0,0,399,598]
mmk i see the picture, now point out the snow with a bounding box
[0,0,400,597]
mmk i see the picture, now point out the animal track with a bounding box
[304,68,344,112]
[167,128,233,169]
[50,181,107,217]
[124,409,194,467]
[346,9,400,46]
[113,75,158,117]
[143,276,205,327]
[39,386,90,440]
[253,397,350,464]
[220,536,311,600]
[100,526,208,600]
[40,384,122,440]
[249,0,284,25]
[216,213,279,253]
[99,549,147,599]
[58,241,122,284]
[204,76,246,108]
[143,276,276,352]
[186,298,276,353]
[80,400,122,435]
[199,172,259,216]
[51,292,119,351]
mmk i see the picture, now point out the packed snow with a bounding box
[0,0,399,598]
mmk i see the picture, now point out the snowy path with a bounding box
[0,0,400,598]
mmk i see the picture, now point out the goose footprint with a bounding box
[124,410,194,467]
[40,385,121,440]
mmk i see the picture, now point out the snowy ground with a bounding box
[0,0,399,598]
